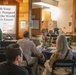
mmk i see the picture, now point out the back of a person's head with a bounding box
[6,44,21,62]
[49,30,53,33]
[41,29,46,33]
[23,31,29,38]
[56,35,68,51]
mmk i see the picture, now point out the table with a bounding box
[0,40,17,48]
[42,47,76,60]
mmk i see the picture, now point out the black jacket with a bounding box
[0,62,28,75]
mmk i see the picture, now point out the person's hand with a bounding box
[39,54,45,61]
[39,54,43,58]
[37,54,42,58]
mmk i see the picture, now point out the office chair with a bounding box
[38,52,47,67]
[51,59,75,75]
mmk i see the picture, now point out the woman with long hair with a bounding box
[42,35,73,75]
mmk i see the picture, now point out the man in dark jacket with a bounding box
[0,44,29,75]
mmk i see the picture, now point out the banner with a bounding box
[0,5,16,34]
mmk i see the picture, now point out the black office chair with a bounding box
[73,54,76,68]
[38,52,47,67]
[52,59,75,75]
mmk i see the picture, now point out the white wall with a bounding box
[57,0,73,33]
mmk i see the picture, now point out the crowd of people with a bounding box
[0,30,74,75]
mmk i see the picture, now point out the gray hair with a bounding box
[56,35,69,52]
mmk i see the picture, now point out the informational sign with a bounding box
[53,21,57,28]
[33,19,40,29]
[20,20,28,30]
[30,20,33,29]
[48,21,54,31]
[0,5,16,34]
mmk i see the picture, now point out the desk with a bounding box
[0,40,17,48]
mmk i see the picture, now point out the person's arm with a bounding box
[31,41,43,58]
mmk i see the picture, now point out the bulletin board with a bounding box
[32,19,40,29]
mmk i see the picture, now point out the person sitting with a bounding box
[48,30,54,36]
[54,27,59,34]
[0,43,29,75]
[42,35,73,75]
[40,29,49,47]
[17,31,43,75]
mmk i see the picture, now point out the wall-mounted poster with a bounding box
[48,20,54,31]
[53,20,57,28]
[69,22,72,26]
[32,19,40,29]
[20,20,27,30]
[0,5,16,34]
[30,20,33,29]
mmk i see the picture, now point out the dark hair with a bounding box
[23,31,29,37]
[6,44,21,62]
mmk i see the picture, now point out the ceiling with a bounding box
[32,0,59,9]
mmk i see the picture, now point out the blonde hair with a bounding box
[56,35,69,52]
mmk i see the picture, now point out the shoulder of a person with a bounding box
[19,67,28,75]
[30,40,34,44]
[15,65,28,73]
[19,66,27,71]
[17,39,23,42]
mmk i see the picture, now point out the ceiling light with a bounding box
[33,2,51,8]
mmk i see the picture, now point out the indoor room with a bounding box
[0,0,76,75]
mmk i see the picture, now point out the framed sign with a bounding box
[20,20,28,30]
[32,19,40,29]
[53,20,57,28]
